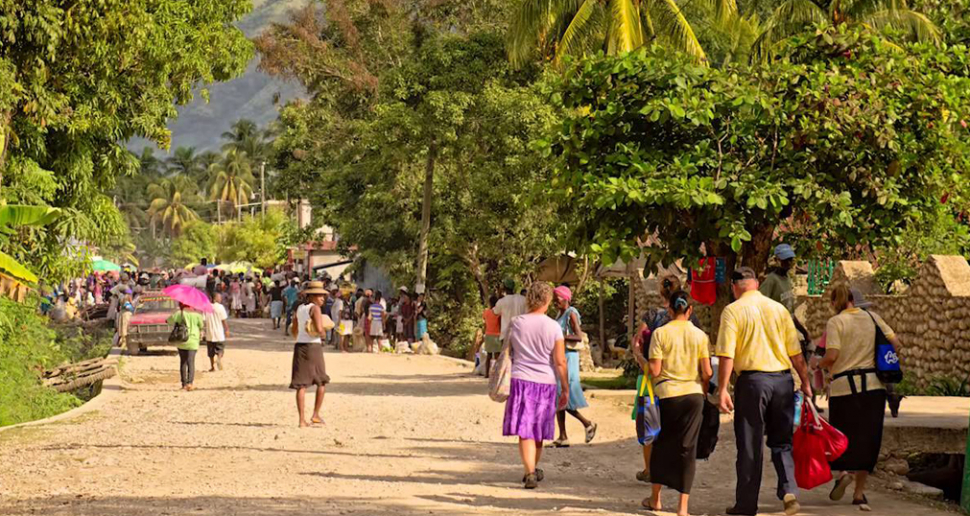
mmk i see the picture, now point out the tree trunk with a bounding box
[415,142,436,293]
[465,243,489,305]
[706,224,775,342]
[0,111,10,195]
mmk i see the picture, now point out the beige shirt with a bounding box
[825,308,895,397]
[715,290,801,373]
[649,320,711,399]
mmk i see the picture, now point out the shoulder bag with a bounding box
[168,308,189,343]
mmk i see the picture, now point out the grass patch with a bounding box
[582,374,637,390]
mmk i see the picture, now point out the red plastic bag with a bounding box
[793,400,847,490]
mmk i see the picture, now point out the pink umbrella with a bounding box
[162,284,213,313]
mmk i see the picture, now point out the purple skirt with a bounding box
[503,378,557,441]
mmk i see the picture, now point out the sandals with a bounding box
[853,495,871,512]
[636,470,651,483]
[522,469,544,483]
[641,497,660,511]
[585,422,597,444]
[830,473,853,501]
[552,438,570,448]
[523,473,539,489]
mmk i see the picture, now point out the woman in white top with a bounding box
[290,281,333,428]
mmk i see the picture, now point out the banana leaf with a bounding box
[0,250,38,284]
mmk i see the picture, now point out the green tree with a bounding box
[507,0,739,67]
[547,28,970,303]
[0,0,253,280]
[216,209,285,269]
[208,149,255,220]
[148,177,200,238]
[754,0,939,59]
[169,221,217,267]
[166,146,205,182]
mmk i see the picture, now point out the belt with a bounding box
[832,368,877,395]
[738,370,791,376]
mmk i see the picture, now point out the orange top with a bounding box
[483,308,501,336]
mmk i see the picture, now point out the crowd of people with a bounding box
[493,245,896,516]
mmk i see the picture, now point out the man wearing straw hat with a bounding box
[290,281,335,427]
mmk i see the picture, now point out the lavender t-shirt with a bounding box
[509,313,564,385]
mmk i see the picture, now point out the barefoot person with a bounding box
[168,302,205,391]
[716,267,813,516]
[204,292,230,372]
[644,290,712,516]
[290,281,333,427]
[551,286,596,447]
[503,282,568,489]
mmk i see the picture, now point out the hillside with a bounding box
[128,0,308,154]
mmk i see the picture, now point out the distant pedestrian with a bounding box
[168,303,205,391]
[270,280,284,329]
[716,267,812,516]
[230,276,242,317]
[204,292,230,371]
[493,279,527,345]
[644,290,712,515]
[283,279,299,333]
[482,296,502,378]
[399,288,415,342]
[290,281,333,427]
[820,286,899,511]
[551,286,596,448]
[502,282,568,490]
[368,291,385,353]
[331,289,348,352]
[415,293,429,341]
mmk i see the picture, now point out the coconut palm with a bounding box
[221,119,259,147]
[147,177,200,238]
[507,0,739,67]
[166,146,204,180]
[208,149,255,220]
[753,0,940,59]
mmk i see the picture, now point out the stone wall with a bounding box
[797,255,970,388]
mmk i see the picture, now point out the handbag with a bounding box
[696,389,720,460]
[168,308,189,343]
[793,399,848,489]
[868,312,903,384]
[488,340,512,402]
[635,376,662,445]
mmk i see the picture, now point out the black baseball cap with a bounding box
[731,267,757,282]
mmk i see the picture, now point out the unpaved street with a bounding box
[0,320,955,515]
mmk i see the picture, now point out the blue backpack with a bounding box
[868,312,902,384]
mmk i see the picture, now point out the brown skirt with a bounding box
[290,342,329,389]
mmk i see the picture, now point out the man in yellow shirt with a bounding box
[716,267,812,516]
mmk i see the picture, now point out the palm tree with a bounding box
[198,150,221,172]
[166,146,203,179]
[208,149,255,221]
[136,147,165,179]
[507,0,738,67]
[754,0,939,59]
[147,177,200,238]
[221,119,259,147]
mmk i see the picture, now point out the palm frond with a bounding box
[554,0,603,66]
[863,8,942,43]
[508,0,560,67]
[646,0,707,61]
[753,0,828,61]
[610,0,645,53]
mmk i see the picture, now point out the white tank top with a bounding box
[296,304,322,343]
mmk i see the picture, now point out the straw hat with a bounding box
[303,281,328,295]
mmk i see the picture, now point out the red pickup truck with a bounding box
[126,292,176,355]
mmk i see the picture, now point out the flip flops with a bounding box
[853,495,871,512]
[585,422,597,444]
[830,473,853,501]
[552,438,570,448]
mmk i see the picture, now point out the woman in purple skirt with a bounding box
[502,282,568,489]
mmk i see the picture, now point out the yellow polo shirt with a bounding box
[715,290,801,373]
[649,320,711,399]
[825,307,895,397]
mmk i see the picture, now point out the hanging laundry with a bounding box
[690,257,717,306]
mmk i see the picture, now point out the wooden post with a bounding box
[598,281,606,356]
[627,272,635,347]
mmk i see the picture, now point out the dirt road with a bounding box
[0,319,954,515]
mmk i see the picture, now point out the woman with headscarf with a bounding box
[290,281,333,427]
[502,282,568,489]
[551,286,597,447]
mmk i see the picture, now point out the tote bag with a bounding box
[793,399,848,489]
[635,377,662,445]
[488,341,512,402]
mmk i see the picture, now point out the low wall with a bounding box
[798,255,970,388]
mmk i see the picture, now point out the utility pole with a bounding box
[260,161,266,220]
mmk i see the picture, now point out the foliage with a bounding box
[547,27,970,278]
[0,0,253,281]
[873,203,970,292]
[0,297,79,427]
[507,0,730,67]
[148,176,201,238]
[754,0,940,60]
[169,221,217,268]
[208,149,256,217]
[216,209,286,269]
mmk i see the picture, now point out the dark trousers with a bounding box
[178,349,197,387]
[733,371,797,513]
[285,305,296,331]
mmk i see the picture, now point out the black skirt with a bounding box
[650,393,705,494]
[828,390,886,473]
[290,342,330,389]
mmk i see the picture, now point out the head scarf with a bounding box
[553,285,572,303]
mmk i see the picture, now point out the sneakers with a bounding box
[523,473,538,489]
[783,494,800,515]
